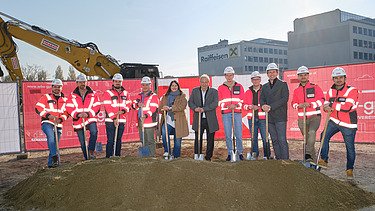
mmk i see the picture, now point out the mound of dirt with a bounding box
[5,157,375,210]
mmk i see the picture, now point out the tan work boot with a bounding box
[317,159,328,168]
[346,169,354,179]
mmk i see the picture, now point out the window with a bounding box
[279,49,282,55]
[364,40,368,48]
[370,41,373,49]
[369,29,373,37]
[249,56,253,62]
[269,48,273,54]
[359,52,363,59]
[364,28,368,35]
[370,53,373,61]
[284,59,288,64]
[264,57,269,63]
[283,50,287,55]
[254,57,258,62]
[269,58,273,63]
[359,40,363,47]
[274,49,278,54]
[244,47,247,52]
[259,66,264,71]
[254,66,259,71]
[274,58,278,63]
[248,47,252,52]
[259,57,263,63]
[259,48,263,53]
[354,51,358,59]
[264,48,268,53]
[249,66,253,71]
[353,26,357,33]
[253,47,257,53]
[358,27,363,34]
[245,66,248,71]
[364,53,368,60]
[353,39,358,46]
[279,58,283,64]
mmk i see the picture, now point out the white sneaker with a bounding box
[163,152,168,157]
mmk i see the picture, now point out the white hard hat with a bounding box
[224,66,235,74]
[332,67,346,77]
[266,63,279,71]
[250,71,261,79]
[297,66,309,75]
[51,79,63,86]
[76,74,87,82]
[141,76,151,84]
[112,73,123,81]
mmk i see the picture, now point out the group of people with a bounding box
[35,62,359,178]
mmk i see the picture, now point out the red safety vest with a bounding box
[35,93,68,128]
[66,86,101,130]
[291,81,325,119]
[102,86,132,123]
[218,82,244,114]
[243,85,265,119]
[325,83,359,129]
[132,91,159,128]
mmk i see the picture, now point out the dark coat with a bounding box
[188,87,219,133]
[260,78,289,123]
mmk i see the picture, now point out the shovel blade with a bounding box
[138,146,150,157]
[246,152,255,160]
[231,151,239,162]
[194,154,204,161]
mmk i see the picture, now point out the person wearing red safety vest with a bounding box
[66,74,100,160]
[35,79,68,168]
[218,66,245,161]
[318,67,359,179]
[243,71,270,160]
[291,66,324,162]
[102,73,132,158]
[132,76,159,157]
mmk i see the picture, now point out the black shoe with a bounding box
[305,154,312,160]
[205,156,211,161]
[239,154,244,161]
[51,155,59,167]
[226,155,231,161]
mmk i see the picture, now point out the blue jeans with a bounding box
[161,124,182,158]
[248,118,270,157]
[41,123,62,167]
[268,121,289,160]
[320,120,357,170]
[76,122,98,160]
[105,122,125,157]
[222,112,243,155]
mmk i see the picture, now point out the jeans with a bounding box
[41,123,62,167]
[138,125,156,157]
[105,122,125,157]
[248,118,270,158]
[161,124,182,158]
[268,121,289,160]
[298,115,321,161]
[77,122,98,160]
[320,120,357,170]
[222,112,243,155]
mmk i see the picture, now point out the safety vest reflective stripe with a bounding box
[41,120,63,128]
[144,122,157,127]
[72,118,98,129]
[105,118,126,123]
[297,110,321,117]
[218,98,242,105]
[330,117,357,129]
[311,100,323,109]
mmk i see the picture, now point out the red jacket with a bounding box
[35,93,68,128]
[66,86,101,130]
[243,85,265,120]
[132,91,159,128]
[102,86,132,123]
[325,83,358,129]
[218,82,244,114]
[291,81,324,119]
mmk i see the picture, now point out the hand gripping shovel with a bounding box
[231,110,240,162]
[315,111,332,170]
[82,117,90,160]
[52,120,60,167]
[138,106,150,157]
[194,112,204,161]
[246,109,256,160]
[163,110,173,160]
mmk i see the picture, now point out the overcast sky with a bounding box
[1,0,374,79]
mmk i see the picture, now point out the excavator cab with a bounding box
[120,63,159,79]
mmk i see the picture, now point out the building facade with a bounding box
[198,38,288,76]
[288,9,375,69]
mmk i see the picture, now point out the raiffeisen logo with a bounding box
[200,53,229,62]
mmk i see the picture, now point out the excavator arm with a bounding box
[0,12,121,81]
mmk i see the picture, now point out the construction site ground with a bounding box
[0,140,375,210]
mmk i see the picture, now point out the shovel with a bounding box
[82,117,90,160]
[113,114,119,157]
[246,109,256,160]
[52,120,60,166]
[163,110,173,160]
[265,111,271,159]
[194,112,204,161]
[315,111,332,170]
[231,110,240,162]
[300,107,314,168]
[138,106,150,157]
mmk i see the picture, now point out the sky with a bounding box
[0,0,374,79]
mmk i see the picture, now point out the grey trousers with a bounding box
[268,121,289,160]
[298,115,321,161]
[138,125,156,157]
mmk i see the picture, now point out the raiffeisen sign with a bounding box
[199,45,240,63]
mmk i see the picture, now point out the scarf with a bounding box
[167,90,180,121]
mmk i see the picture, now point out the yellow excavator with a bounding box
[0,12,159,81]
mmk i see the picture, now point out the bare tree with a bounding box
[67,66,77,80]
[54,65,64,80]
[1,75,12,82]
[37,70,48,81]
[23,64,45,81]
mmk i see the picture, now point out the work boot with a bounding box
[89,150,96,160]
[163,152,169,158]
[226,155,231,161]
[346,169,354,179]
[317,159,328,168]
[239,154,244,161]
[305,154,313,162]
[51,155,59,168]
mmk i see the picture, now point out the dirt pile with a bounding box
[5,157,375,210]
